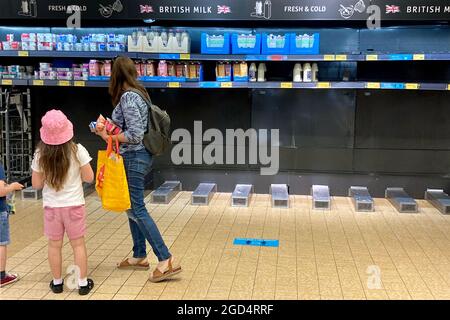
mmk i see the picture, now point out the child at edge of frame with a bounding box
[0,163,24,288]
[31,109,95,296]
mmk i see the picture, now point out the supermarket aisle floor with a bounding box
[1,191,450,300]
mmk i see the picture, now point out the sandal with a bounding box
[117,258,150,270]
[149,257,182,283]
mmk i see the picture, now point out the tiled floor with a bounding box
[1,191,450,300]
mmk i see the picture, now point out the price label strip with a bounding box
[18,51,29,57]
[316,82,331,89]
[74,81,86,87]
[33,80,44,86]
[366,82,381,89]
[366,54,378,61]
[220,82,233,88]
[405,83,419,90]
[335,55,348,61]
[58,80,71,87]
[413,54,425,61]
[280,82,293,89]
[1,79,13,85]
[323,55,335,61]
[180,54,191,60]
[168,82,181,88]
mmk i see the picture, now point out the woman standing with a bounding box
[96,56,181,282]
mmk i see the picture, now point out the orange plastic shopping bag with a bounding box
[95,136,131,212]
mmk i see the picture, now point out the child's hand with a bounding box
[9,182,24,191]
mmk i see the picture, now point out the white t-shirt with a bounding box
[31,143,92,208]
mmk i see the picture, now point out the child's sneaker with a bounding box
[49,280,64,294]
[0,273,19,288]
[78,279,94,296]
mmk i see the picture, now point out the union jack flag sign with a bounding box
[140,5,154,14]
[386,5,400,14]
[217,5,231,14]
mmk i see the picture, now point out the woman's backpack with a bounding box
[125,89,171,156]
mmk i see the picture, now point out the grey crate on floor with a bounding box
[191,183,217,206]
[270,184,289,208]
[348,186,374,212]
[425,189,450,215]
[151,181,182,204]
[312,185,330,210]
[385,187,418,213]
[231,184,254,207]
[21,187,42,200]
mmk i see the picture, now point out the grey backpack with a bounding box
[125,89,171,156]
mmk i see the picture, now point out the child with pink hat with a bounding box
[31,109,95,296]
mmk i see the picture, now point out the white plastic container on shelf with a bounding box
[142,35,159,53]
[156,33,190,53]
[127,35,144,52]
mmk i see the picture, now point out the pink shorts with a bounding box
[44,205,87,241]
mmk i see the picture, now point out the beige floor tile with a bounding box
[365,290,389,300]
[113,294,137,300]
[21,289,49,299]
[117,286,143,295]
[228,290,253,300]
[387,291,412,300]
[95,284,122,294]
[89,293,115,300]
[0,288,25,298]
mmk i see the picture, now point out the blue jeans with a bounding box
[122,148,171,262]
[0,211,10,246]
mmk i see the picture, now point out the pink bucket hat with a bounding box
[40,109,74,145]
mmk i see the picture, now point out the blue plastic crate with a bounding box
[261,33,290,55]
[201,33,231,54]
[233,76,249,82]
[231,33,261,54]
[216,76,232,82]
[289,33,320,55]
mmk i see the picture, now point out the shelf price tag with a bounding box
[168,82,180,88]
[448,84,450,91]
[366,82,381,89]
[1,79,13,85]
[413,54,425,60]
[335,55,348,61]
[33,80,44,86]
[268,55,284,61]
[405,83,419,90]
[180,54,191,60]
[323,55,335,61]
[316,82,331,89]
[58,80,71,87]
[18,51,29,57]
[220,82,233,88]
[280,82,293,89]
[366,54,378,61]
[74,81,86,87]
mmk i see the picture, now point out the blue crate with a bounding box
[216,76,232,82]
[231,33,261,54]
[289,33,320,55]
[233,76,249,82]
[201,33,231,54]
[261,33,290,55]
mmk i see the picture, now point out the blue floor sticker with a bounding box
[233,238,279,247]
